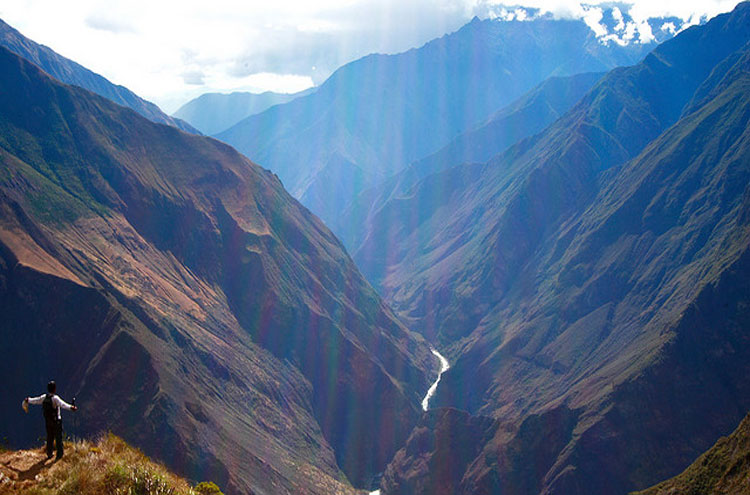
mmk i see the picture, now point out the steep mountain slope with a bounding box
[367,2,750,346]
[0,46,433,494]
[337,70,603,256]
[376,4,750,494]
[408,71,605,184]
[216,13,664,228]
[173,89,314,135]
[0,434,210,495]
[0,18,197,134]
[633,412,750,495]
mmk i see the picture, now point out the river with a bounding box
[370,347,450,494]
[421,348,451,411]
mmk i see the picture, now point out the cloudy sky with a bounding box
[0,0,740,113]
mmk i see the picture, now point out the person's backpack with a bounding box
[42,394,56,423]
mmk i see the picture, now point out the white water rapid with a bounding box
[370,348,450,494]
[422,348,450,411]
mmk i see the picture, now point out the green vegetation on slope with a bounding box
[0,434,224,495]
[380,4,750,494]
[0,42,432,493]
[0,18,197,133]
[633,413,750,495]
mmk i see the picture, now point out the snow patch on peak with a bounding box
[581,4,657,46]
[487,6,541,22]
[483,3,695,47]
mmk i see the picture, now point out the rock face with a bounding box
[0,18,197,134]
[379,4,750,495]
[633,412,750,495]
[0,45,433,494]
[173,90,314,136]
[381,408,498,495]
[216,13,664,229]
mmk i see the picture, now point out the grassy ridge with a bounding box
[633,413,750,495]
[0,434,223,495]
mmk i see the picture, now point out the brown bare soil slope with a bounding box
[0,44,432,494]
[380,4,750,495]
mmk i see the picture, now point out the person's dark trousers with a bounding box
[55,419,64,459]
[45,419,64,459]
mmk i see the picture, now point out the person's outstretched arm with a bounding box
[53,396,75,411]
[27,394,46,405]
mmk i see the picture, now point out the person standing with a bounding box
[24,381,77,460]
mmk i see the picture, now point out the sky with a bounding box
[0,0,741,113]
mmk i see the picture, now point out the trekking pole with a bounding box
[72,397,77,442]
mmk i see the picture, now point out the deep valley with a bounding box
[1,3,749,495]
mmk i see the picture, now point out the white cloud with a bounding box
[661,21,678,34]
[0,0,743,112]
[636,20,655,43]
[181,70,206,86]
[611,7,625,31]
[84,14,136,34]
[487,6,542,21]
[581,6,607,37]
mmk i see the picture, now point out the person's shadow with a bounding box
[5,456,52,481]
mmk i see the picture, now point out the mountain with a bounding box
[173,89,314,136]
[360,1,750,347]
[633,412,750,495]
[0,45,434,494]
[408,71,606,183]
[216,11,670,228]
[374,3,750,494]
[0,18,198,134]
[336,70,603,254]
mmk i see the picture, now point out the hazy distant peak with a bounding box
[173,87,314,135]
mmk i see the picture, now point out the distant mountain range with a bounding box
[1,5,747,495]
[0,18,198,134]
[173,89,314,135]
[376,3,750,493]
[215,10,680,228]
[337,70,604,256]
[0,44,432,494]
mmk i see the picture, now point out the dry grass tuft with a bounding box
[0,433,224,495]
